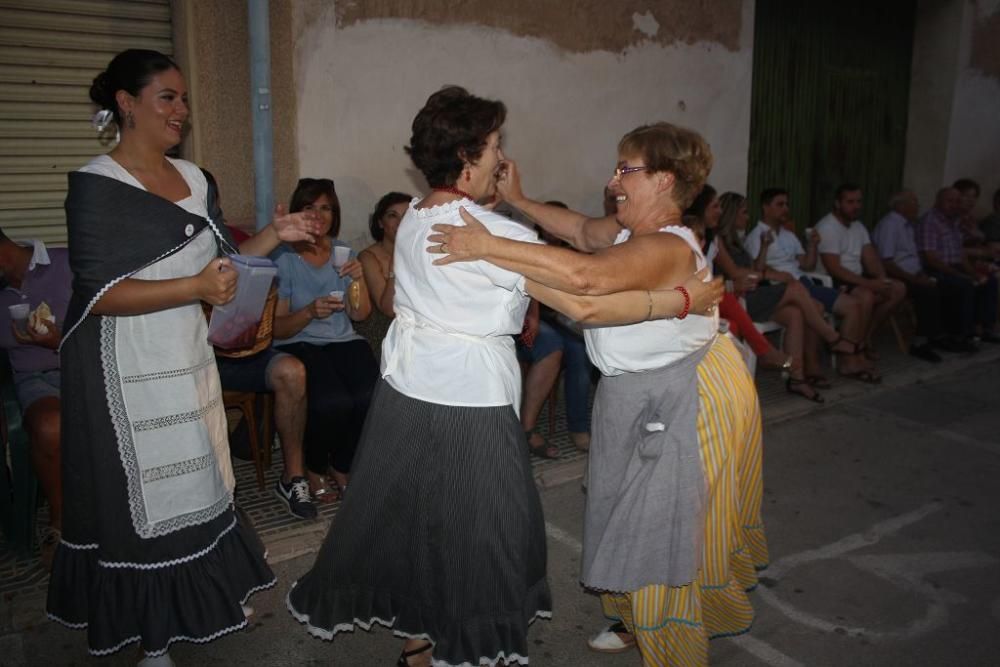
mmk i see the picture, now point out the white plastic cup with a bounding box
[8,303,29,334]
[332,246,351,268]
[329,290,344,300]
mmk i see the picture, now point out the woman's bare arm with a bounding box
[429,207,696,295]
[91,257,236,316]
[497,158,620,252]
[526,268,722,326]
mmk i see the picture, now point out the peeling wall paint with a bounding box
[292,0,755,247]
[333,0,743,54]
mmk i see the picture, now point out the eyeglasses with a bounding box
[614,164,650,179]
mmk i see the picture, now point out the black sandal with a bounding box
[827,335,861,356]
[786,378,824,403]
[527,430,560,459]
[398,642,432,666]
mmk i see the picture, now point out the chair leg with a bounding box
[240,397,265,492]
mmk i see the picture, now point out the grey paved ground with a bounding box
[3,354,999,666]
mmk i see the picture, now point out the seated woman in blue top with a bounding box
[272,177,375,502]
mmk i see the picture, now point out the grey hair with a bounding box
[888,189,916,209]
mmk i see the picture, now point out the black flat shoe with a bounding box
[397,642,432,666]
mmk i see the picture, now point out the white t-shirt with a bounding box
[815,213,870,276]
[381,198,540,412]
[584,225,718,376]
[743,221,806,279]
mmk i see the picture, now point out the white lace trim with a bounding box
[60,539,98,550]
[98,517,237,569]
[48,578,274,656]
[286,583,549,666]
[47,612,88,629]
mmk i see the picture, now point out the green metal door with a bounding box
[747,0,915,231]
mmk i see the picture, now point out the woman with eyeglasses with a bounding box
[427,122,769,665]
[286,88,720,667]
[272,177,376,502]
[355,191,412,363]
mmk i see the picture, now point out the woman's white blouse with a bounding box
[381,198,540,412]
[585,225,718,376]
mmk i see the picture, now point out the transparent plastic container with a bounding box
[207,255,277,349]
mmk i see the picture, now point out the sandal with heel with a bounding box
[526,429,560,459]
[786,377,824,403]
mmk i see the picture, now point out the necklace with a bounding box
[432,185,473,200]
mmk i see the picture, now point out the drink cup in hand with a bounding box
[8,303,29,335]
[746,273,760,290]
[332,246,351,269]
[329,290,344,303]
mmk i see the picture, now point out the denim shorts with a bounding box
[516,320,564,364]
[13,369,60,411]
[799,276,841,313]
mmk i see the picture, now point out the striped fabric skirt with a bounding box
[287,380,552,666]
[601,334,768,665]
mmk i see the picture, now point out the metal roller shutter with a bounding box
[0,0,173,244]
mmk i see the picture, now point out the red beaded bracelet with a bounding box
[674,285,691,319]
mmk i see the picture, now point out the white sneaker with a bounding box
[587,621,636,654]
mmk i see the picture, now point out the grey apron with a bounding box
[581,338,713,593]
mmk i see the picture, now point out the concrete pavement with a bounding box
[3,355,999,665]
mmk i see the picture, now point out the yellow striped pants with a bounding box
[601,336,769,666]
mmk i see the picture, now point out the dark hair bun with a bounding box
[89,71,114,109]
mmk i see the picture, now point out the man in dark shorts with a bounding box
[0,228,70,567]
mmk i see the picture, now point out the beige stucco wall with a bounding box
[171,0,298,231]
[904,0,1000,214]
[291,0,755,248]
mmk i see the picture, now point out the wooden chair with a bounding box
[222,391,274,491]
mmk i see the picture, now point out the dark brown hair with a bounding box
[369,191,412,241]
[290,178,341,238]
[405,86,506,188]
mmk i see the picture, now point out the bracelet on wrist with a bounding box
[674,285,691,319]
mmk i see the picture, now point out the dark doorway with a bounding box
[746,0,916,230]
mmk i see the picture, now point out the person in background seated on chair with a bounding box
[540,200,595,452]
[872,190,952,360]
[917,187,1000,345]
[815,184,905,364]
[273,177,377,503]
[357,192,412,364]
[516,298,564,459]
[201,169,317,520]
[745,187,877,383]
[978,187,1000,250]
[712,190,852,400]
[0,227,69,568]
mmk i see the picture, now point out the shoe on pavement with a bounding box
[587,621,636,654]
[275,476,318,520]
[909,343,942,363]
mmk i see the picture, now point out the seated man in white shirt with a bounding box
[744,187,873,380]
[815,183,905,362]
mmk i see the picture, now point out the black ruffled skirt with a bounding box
[287,381,551,666]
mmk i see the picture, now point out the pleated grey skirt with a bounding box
[287,380,552,666]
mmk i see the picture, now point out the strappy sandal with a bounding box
[527,430,560,459]
[310,485,339,504]
[786,377,824,403]
[397,641,432,666]
[827,335,861,356]
[805,375,833,389]
[839,368,882,384]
